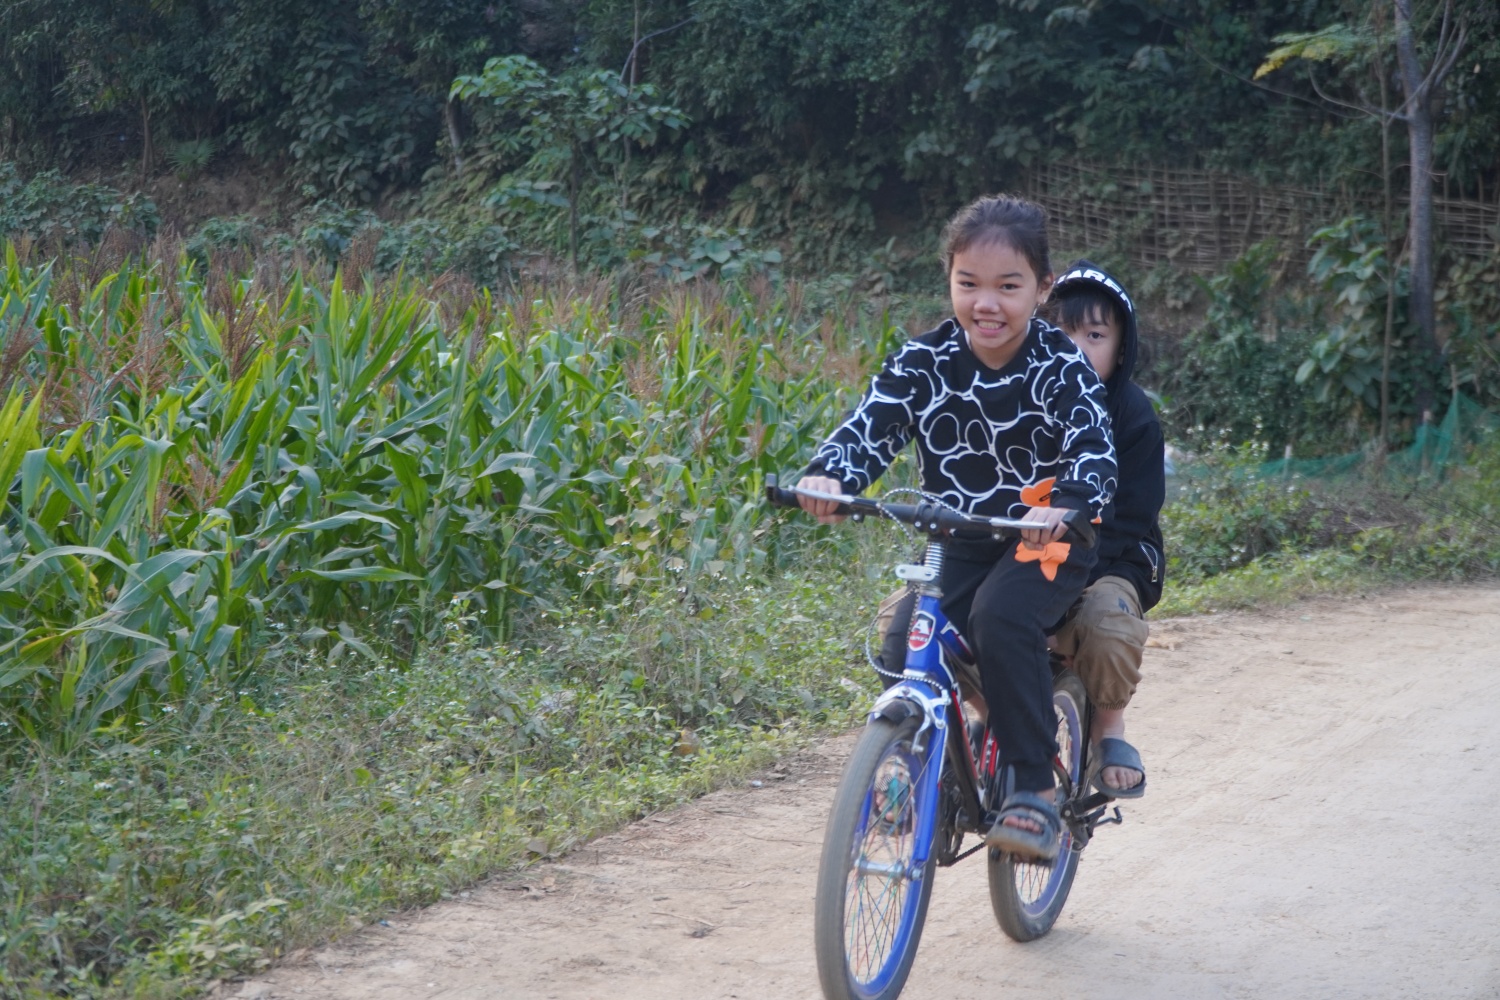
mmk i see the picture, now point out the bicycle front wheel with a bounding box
[814,714,938,1000]
[988,669,1087,942]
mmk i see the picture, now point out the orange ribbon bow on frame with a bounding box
[1014,478,1070,581]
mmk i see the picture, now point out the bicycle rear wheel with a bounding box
[814,714,938,1000]
[988,669,1087,942]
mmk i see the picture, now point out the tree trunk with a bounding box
[444,99,465,178]
[1376,40,1395,453]
[139,96,154,182]
[621,0,640,218]
[568,146,580,272]
[1394,0,1442,422]
[1380,122,1397,452]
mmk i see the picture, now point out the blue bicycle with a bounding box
[765,476,1125,1000]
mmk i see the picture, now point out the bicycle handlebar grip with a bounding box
[764,474,804,509]
[1059,509,1098,548]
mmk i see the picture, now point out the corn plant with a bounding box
[0,245,889,739]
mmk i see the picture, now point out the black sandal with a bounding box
[1089,736,1146,800]
[984,790,1062,863]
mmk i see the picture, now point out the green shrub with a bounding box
[1159,427,1500,607]
[1163,444,1340,581]
[0,565,881,997]
[632,223,784,282]
[1158,242,1343,454]
[166,138,217,180]
[183,216,263,267]
[0,163,159,247]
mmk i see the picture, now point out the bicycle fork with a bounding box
[860,538,972,878]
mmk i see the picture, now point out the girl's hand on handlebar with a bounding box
[1020,505,1070,548]
[796,475,847,524]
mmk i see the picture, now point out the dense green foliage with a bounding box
[1157,430,1500,613]
[0,164,159,247]
[4,1,1496,216]
[1156,228,1500,455]
[5,1,1497,453]
[0,246,903,745]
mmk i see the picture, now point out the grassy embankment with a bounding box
[0,245,1496,997]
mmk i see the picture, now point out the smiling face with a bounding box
[1060,302,1123,382]
[948,240,1053,370]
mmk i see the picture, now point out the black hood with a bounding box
[1052,259,1139,401]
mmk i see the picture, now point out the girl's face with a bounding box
[948,240,1053,370]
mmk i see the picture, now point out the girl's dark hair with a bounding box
[940,194,1051,280]
[1054,286,1126,333]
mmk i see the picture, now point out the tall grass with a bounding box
[0,243,900,743]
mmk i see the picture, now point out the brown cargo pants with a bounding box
[1049,575,1147,710]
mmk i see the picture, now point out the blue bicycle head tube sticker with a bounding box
[907,611,936,652]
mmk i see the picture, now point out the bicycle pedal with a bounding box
[1093,805,1124,827]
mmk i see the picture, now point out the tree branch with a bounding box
[1305,66,1393,121]
[1425,23,1469,93]
[1179,32,1364,120]
[620,17,697,82]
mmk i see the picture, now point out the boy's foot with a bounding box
[1090,737,1146,799]
[1090,707,1143,795]
[871,766,915,833]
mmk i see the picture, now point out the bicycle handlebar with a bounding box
[764,475,1097,548]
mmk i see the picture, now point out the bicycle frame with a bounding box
[869,537,1118,865]
[773,476,1126,998]
[761,476,1119,850]
[866,538,991,873]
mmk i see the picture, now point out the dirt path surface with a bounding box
[252,586,1500,1000]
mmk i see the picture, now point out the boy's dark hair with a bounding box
[940,194,1051,281]
[1053,285,1126,333]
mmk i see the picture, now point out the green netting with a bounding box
[1259,394,1500,481]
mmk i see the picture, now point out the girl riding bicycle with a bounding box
[796,194,1117,861]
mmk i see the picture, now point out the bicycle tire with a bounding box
[814,714,938,1000]
[987,669,1087,942]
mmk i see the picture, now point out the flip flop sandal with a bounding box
[1090,736,1147,800]
[872,773,914,832]
[984,790,1061,863]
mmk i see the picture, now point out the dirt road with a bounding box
[253,586,1500,1000]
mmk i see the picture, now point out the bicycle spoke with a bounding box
[841,744,929,985]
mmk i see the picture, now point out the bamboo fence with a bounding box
[1024,159,1500,272]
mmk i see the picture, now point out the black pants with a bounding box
[879,538,1095,794]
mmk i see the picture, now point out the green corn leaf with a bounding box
[384,443,430,514]
[295,566,422,582]
[277,512,395,536]
[0,545,132,591]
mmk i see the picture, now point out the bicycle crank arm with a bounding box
[1073,790,1117,814]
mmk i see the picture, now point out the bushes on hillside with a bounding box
[0,163,158,246]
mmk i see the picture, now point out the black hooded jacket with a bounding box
[1051,261,1166,611]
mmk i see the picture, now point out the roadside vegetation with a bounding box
[0,239,1497,997]
[2,2,1499,993]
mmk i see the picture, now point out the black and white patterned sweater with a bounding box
[805,317,1117,520]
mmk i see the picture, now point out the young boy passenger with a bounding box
[1047,260,1165,798]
